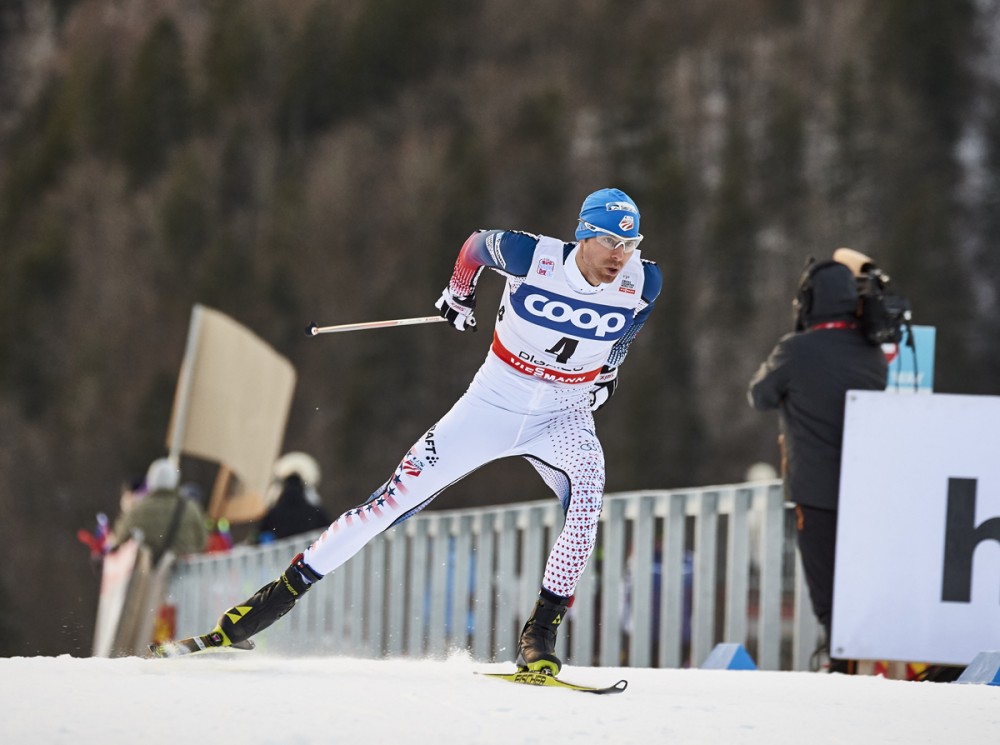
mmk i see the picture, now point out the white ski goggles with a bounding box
[579,221,643,253]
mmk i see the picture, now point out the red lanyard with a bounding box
[810,321,857,331]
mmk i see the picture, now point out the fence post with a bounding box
[660,492,687,668]
[600,499,626,666]
[725,487,752,644]
[349,542,368,654]
[496,510,518,661]
[406,519,429,656]
[451,514,474,652]
[472,511,495,661]
[386,526,406,656]
[691,490,719,667]
[630,495,656,667]
[570,553,596,666]
[521,505,546,618]
[427,514,451,657]
[757,483,785,670]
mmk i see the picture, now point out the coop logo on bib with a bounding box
[512,291,628,339]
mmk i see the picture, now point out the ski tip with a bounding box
[146,642,181,659]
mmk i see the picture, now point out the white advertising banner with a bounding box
[832,391,1000,665]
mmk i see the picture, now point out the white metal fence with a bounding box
[167,479,821,670]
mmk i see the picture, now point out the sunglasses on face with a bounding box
[580,221,643,253]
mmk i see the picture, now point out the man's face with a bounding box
[576,237,631,285]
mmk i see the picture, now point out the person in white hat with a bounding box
[112,457,207,562]
[252,453,331,543]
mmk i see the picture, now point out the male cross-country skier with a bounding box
[210,187,662,675]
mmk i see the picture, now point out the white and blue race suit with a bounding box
[303,229,662,599]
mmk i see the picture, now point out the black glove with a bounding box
[435,287,477,332]
[590,366,618,412]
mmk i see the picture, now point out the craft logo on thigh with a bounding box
[424,427,439,466]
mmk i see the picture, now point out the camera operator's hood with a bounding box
[805,262,858,324]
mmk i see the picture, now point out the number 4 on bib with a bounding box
[545,337,579,363]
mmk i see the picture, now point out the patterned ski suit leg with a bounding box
[522,400,605,599]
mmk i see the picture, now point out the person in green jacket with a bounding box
[113,458,208,562]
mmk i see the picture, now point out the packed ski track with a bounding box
[2,653,997,744]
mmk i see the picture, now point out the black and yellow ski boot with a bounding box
[515,589,572,676]
[212,553,322,646]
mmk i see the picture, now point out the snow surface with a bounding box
[1,653,997,744]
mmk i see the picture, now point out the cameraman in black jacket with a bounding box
[748,258,887,673]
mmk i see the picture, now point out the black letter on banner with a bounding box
[941,477,1000,602]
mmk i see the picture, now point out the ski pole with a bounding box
[305,315,449,336]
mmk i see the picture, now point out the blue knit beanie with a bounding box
[575,188,640,241]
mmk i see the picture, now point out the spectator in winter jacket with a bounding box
[747,257,887,673]
[112,458,208,562]
[249,452,331,544]
[253,473,331,544]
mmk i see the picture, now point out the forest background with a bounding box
[1,0,998,656]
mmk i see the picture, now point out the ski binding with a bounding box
[147,631,255,658]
